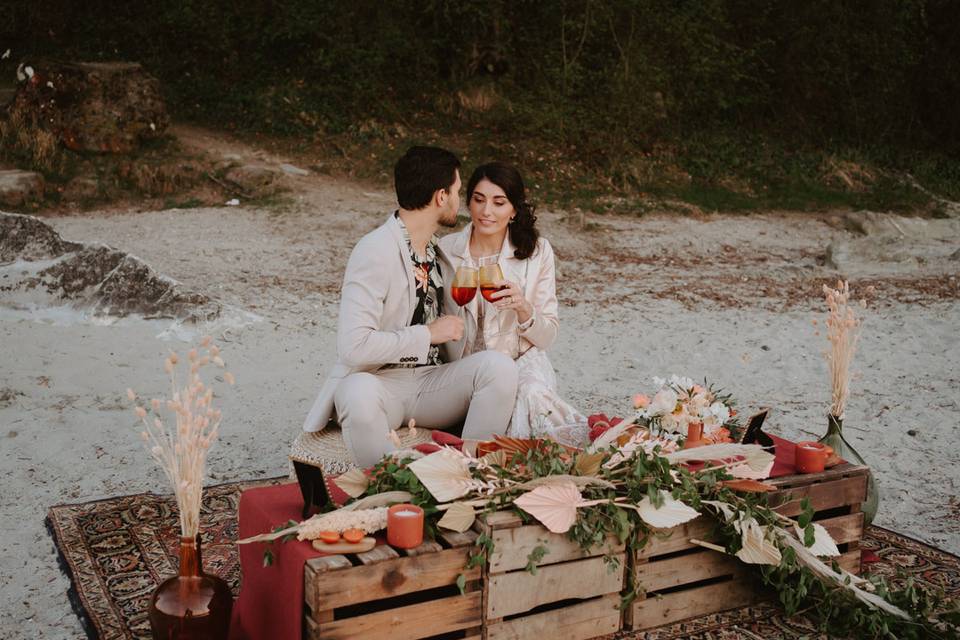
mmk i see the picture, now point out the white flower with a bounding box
[649,388,678,416]
[652,376,666,387]
[669,374,695,390]
[709,402,730,424]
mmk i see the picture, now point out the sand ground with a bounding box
[1,129,958,638]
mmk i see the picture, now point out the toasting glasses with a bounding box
[451,266,478,306]
[478,255,506,303]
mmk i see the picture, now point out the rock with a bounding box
[843,210,960,239]
[949,248,960,261]
[0,211,219,322]
[907,429,917,437]
[280,163,310,176]
[7,60,168,154]
[223,164,279,196]
[0,170,44,207]
[61,176,100,202]
[0,211,80,261]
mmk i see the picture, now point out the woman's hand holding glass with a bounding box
[489,278,532,324]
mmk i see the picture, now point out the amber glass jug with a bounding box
[148,534,232,640]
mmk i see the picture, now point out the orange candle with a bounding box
[387,504,424,549]
[795,442,830,474]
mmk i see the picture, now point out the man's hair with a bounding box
[394,146,461,210]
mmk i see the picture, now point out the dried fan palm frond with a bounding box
[701,499,737,523]
[480,449,508,468]
[519,474,615,490]
[779,533,909,619]
[666,443,773,471]
[573,451,605,476]
[408,449,476,502]
[635,491,701,528]
[793,522,840,557]
[728,458,775,479]
[735,517,782,565]
[333,468,369,498]
[513,482,606,533]
[438,502,476,532]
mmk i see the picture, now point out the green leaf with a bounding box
[455,573,467,595]
[262,548,274,567]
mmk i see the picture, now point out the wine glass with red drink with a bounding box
[451,266,478,306]
[478,257,506,303]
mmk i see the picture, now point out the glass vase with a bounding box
[819,414,879,526]
[149,534,233,640]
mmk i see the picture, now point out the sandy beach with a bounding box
[1,138,958,638]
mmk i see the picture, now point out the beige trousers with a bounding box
[335,351,519,467]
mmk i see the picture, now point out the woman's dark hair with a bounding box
[466,162,539,260]
[394,146,461,210]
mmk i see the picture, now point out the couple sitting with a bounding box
[303,146,585,467]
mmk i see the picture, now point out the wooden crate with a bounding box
[624,462,869,632]
[303,530,483,640]
[476,511,626,640]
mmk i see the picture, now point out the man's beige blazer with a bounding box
[302,214,454,433]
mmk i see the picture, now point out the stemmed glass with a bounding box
[451,266,478,306]
[478,256,505,303]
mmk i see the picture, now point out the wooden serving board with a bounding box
[311,537,377,554]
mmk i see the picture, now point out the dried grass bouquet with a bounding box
[127,336,235,538]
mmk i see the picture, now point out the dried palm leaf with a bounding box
[728,459,775,480]
[635,491,701,529]
[519,474,615,490]
[735,517,782,565]
[701,499,737,523]
[793,522,840,557]
[438,502,476,532]
[666,443,773,471]
[574,451,605,476]
[513,482,606,533]
[408,449,475,502]
[779,533,909,619]
[480,449,508,468]
[333,468,369,498]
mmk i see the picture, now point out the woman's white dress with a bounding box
[510,347,588,447]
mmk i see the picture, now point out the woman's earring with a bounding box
[509,217,515,224]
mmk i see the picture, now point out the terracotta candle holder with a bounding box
[795,441,832,474]
[387,504,424,549]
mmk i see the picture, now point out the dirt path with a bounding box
[1,127,958,638]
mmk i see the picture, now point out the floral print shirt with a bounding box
[396,213,444,366]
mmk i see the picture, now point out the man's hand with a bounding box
[428,315,464,344]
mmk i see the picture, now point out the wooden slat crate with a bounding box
[303,530,483,640]
[624,462,870,632]
[476,511,626,640]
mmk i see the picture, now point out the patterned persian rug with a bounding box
[48,480,960,640]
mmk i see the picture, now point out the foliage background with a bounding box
[4,0,959,211]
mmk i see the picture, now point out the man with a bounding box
[302,146,519,467]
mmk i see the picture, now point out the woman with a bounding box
[440,162,587,446]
